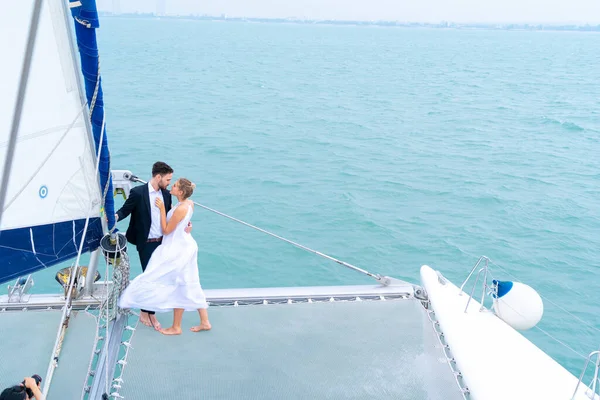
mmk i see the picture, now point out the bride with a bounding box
[119,178,212,335]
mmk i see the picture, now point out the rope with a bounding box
[44,52,107,399]
[103,251,130,321]
[89,56,101,117]
[195,202,384,281]
[44,216,93,394]
[90,55,114,216]
[533,325,588,361]
[128,176,384,283]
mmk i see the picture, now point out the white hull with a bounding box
[421,265,595,400]
[1,268,597,399]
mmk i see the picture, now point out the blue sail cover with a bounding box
[0,220,104,283]
[70,0,116,231]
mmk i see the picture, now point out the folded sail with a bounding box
[0,0,103,283]
[70,0,117,232]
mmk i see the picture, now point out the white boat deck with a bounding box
[0,283,466,399]
[116,294,465,400]
[0,309,97,399]
[0,310,61,391]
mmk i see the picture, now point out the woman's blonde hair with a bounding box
[177,178,195,199]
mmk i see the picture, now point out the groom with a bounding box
[115,161,190,329]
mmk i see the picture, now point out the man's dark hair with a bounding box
[152,162,173,177]
[0,385,26,400]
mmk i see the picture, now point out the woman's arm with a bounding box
[155,199,188,235]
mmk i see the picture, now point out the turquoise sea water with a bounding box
[32,18,599,376]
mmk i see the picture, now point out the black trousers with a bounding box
[137,240,162,315]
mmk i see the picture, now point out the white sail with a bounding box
[0,0,103,281]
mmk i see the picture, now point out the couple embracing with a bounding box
[116,161,211,335]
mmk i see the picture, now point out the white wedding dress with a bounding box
[119,202,208,312]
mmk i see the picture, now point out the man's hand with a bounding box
[114,213,119,222]
[185,221,192,234]
[23,377,44,400]
[23,377,37,389]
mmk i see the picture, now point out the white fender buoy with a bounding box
[492,280,543,330]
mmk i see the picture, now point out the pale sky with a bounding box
[98,0,600,24]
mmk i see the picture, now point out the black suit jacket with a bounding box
[116,184,172,249]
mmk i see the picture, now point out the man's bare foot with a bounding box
[139,312,152,327]
[160,326,182,335]
[190,323,211,332]
[149,314,162,331]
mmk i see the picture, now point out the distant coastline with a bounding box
[98,12,600,33]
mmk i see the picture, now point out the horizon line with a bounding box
[98,12,600,27]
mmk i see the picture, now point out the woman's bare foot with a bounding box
[160,326,182,335]
[139,312,152,327]
[190,323,211,332]
[149,314,162,331]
